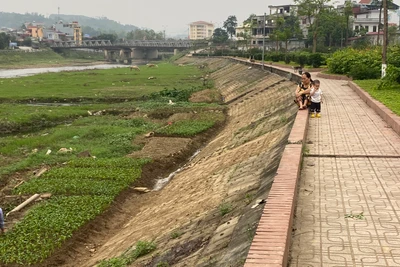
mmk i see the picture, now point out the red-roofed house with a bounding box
[189,21,214,40]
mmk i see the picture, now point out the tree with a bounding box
[212,28,229,43]
[318,8,346,47]
[295,0,333,53]
[0,32,10,49]
[126,29,163,40]
[82,26,101,38]
[273,13,303,52]
[94,33,118,42]
[22,37,32,47]
[223,15,238,38]
[343,0,353,46]
[388,25,398,44]
[239,14,257,50]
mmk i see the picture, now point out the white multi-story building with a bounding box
[189,21,214,40]
[236,5,306,50]
[350,0,400,44]
[353,3,400,32]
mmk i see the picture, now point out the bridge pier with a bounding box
[147,49,158,59]
[132,48,145,59]
[131,48,158,60]
[120,49,131,64]
[104,50,118,62]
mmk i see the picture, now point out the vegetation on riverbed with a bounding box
[0,48,104,69]
[0,61,225,265]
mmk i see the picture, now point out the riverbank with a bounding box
[0,48,108,69]
[0,60,109,69]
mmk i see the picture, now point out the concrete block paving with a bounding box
[290,77,400,267]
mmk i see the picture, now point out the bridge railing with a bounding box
[49,40,193,48]
[50,40,113,48]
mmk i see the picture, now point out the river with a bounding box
[0,64,129,78]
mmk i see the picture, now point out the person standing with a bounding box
[0,207,4,234]
[309,79,323,118]
[295,72,313,110]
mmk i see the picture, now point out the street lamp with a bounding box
[162,25,167,40]
[226,23,232,56]
[262,13,266,70]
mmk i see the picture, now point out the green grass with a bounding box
[98,240,157,267]
[353,79,400,116]
[0,49,101,68]
[0,115,156,175]
[0,63,204,102]
[1,157,148,265]
[156,111,225,137]
[219,202,233,216]
[0,62,226,265]
[0,195,114,264]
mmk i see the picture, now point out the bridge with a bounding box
[49,40,195,61]
[49,40,194,49]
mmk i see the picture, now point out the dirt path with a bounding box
[25,57,299,267]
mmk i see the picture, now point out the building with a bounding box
[54,21,82,44]
[43,29,64,41]
[236,5,305,50]
[26,25,44,40]
[352,1,400,35]
[189,21,214,40]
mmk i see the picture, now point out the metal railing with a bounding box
[50,40,193,48]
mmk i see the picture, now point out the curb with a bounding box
[244,110,309,267]
[348,81,400,136]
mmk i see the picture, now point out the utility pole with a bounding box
[382,0,388,78]
[262,12,266,70]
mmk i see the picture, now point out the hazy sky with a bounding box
[0,0,293,36]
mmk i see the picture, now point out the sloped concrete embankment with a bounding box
[84,57,300,267]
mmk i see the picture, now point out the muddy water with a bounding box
[0,64,128,78]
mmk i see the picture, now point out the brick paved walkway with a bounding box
[290,77,400,266]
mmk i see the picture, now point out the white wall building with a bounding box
[189,21,214,40]
[353,8,400,33]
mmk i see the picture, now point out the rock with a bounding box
[133,187,151,193]
[145,132,154,138]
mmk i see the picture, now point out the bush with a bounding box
[377,65,400,89]
[349,63,380,80]
[294,52,308,67]
[307,53,324,68]
[327,47,381,75]
[388,45,400,68]
[284,54,291,64]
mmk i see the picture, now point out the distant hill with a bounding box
[0,12,138,37]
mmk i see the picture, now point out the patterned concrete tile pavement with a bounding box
[290,77,400,267]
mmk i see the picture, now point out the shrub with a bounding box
[327,47,381,75]
[377,65,400,89]
[307,53,324,68]
[294,52,308,67]
[388,45,400,68]
[270,52,281,62]
[349,63,380,80]
[284,54,291,64]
